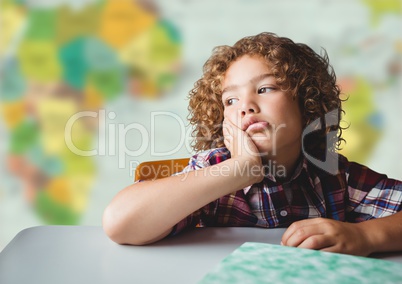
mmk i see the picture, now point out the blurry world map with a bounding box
[0,0,181,224]
[0,0,401,229]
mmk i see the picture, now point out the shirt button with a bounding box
[280,210,288,217]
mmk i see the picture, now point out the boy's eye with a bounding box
[258,87,274,94]
[226,98,239,106]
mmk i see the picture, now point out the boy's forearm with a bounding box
[357,211,402,254]
[103,157,262,245]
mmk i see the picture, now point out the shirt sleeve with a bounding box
[346,161,402,222]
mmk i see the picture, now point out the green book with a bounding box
[199,242,402,284]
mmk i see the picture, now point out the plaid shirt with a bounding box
[170,147,402,235]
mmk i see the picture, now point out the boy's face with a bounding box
[221,55,303,161]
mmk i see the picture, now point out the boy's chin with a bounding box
[250,138,273,152]
[252,145,272,159]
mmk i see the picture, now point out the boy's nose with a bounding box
[240,100,260,117]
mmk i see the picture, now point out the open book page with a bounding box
[199,242,402,284]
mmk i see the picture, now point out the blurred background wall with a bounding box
[0,0,401,251]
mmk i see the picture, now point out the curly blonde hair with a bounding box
[188,32,345,157]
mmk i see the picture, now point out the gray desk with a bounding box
[0,226,401,284]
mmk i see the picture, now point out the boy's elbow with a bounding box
[102,205,137,245]
[102,205,126,244]
[102,204,161,245]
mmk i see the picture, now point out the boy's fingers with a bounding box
[222,120,234,136]
[297,234,334,250]
[281,218,326,245]
[283,224,326,247]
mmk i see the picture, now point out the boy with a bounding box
[103,33,402,256]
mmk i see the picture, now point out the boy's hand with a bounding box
[222,119,264,183]
[281,218,373,256]
[222,119,260,160]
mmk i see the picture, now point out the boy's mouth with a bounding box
[246,121,269,133]
[242,118,269,132]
